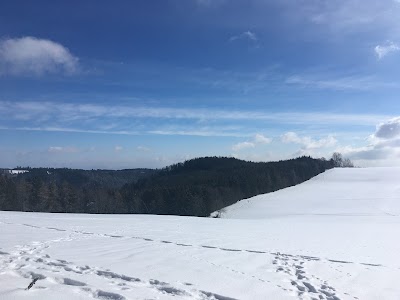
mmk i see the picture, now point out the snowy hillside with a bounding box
[1,167,400,300]
[218,167,400,218]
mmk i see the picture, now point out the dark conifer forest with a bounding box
[0,156,335,216]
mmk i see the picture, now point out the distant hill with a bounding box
[0,156,333,216]
[0,168,155,213]
[120,156,334,216]
[14,168,156,189]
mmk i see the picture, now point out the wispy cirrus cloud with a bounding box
[0,100,394,140]
[0,37,79,76]
[148,130,246,137]
[0,101,391,127]
[286,74,399,91]
[195,0,226,7]
[2,126,140,136]
[229,31,258,42]
[297,0,400,36]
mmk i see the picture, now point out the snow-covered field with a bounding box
[1,167,399,300]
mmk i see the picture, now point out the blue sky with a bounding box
[1,0,400,169]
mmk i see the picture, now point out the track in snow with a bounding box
[0,220,367,300]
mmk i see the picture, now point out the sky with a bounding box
[1,0,400,169]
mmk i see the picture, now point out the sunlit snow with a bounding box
[1,167,399,299]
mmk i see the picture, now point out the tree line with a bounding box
[0,155,350,217]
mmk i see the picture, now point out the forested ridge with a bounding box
[0,156,335,216]
[0,168,155,214]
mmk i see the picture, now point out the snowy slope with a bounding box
[1,167,400,300]
[219,167,400,218]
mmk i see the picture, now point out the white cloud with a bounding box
[229,31,258,42]
[114,146,123,152]
[281,132,302,144]
[375,41,400,59]
[48,146,79,153]
[136,146,151,152]
[232,141,256,151]
[336,117,400,164]
[281,132,338,161]
[374,117,400,139]
[232,133,271,151]
[254,133,272,144]
[281,132,337,149]
[0,37,79,76]
[336,144,400,164]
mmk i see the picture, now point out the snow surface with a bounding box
[9,170,29,175]
[1,167,400,300]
